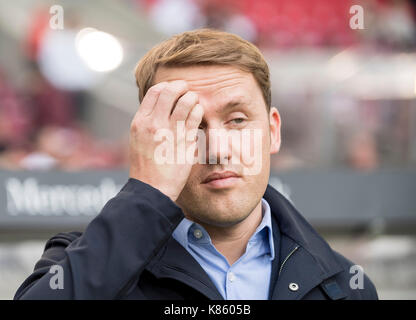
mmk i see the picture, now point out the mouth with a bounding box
[201,171,241,189]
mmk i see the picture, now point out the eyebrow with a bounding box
[216,100,249,114]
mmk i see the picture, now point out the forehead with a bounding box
[153,65,262,106]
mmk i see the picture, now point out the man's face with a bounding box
[153,65,281,227]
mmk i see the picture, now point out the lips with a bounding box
[202,171,241,184]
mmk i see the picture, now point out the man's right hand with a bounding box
[129,80,204,202]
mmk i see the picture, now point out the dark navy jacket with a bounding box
[14,178,378,300]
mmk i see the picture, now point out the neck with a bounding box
[198,200,263,265]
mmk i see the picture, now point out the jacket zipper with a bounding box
[278,245,299,277]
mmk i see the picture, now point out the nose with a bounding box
[202,126,233,165]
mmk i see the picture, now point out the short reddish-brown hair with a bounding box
[134,29,271,110]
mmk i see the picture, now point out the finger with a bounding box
[153,80,188,120]
[185,103,204,131]
[137,82,168,117]
[170,91,199,123]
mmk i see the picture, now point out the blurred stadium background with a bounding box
[1,0,416,299]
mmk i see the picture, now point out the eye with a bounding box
[229,118,246,124]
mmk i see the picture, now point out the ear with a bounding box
[269,107,281,154]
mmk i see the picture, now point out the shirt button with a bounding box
[193,229,203,239]
[289,283,299,291]
[228,272,235,282]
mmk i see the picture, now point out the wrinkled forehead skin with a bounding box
[153,65,269,119]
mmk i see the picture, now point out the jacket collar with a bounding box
[145,236,224,300]
[146,184,346,300]
[263,184,345,275]
[264,184,347,299]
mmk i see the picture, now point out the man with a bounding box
[15,29,378,300]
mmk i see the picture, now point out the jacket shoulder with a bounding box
[330,250,379,300]
[13,231,83,300]
[36,231,83,268]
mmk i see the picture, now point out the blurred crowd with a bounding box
[0,67,125,170]
[0,4,126,171]
[140,0,416,50]
[0,0,416,171]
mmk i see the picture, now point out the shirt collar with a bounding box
[172,198,275,260]
[254,198,275,260]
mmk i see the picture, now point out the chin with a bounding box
[177,184,262,226]
[194,211,249,228]
[187,201,250,226]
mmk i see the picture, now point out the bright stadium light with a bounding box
[75,28,123,72]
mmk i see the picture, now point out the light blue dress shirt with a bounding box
[172,198,276,300]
